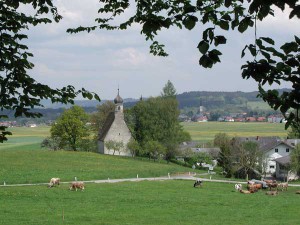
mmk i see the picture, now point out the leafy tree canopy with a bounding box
[90,101,115,134]
[161,80,177,97]
[67,0,300,131]
[0,1,100,142]
[50,105,91,151]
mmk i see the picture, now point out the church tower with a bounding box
[98,89,132,156]
[114,88,123,113]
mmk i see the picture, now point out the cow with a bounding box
[247,184,261,192]
[193,180,202,188]
[48,178,60,188]
[234,184,242,191]
[268,182,278,191]
[239,189,252,194]
[266,191,278,196]
[69,181,85,191]
[277,182,288,191]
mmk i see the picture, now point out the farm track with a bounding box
[1,173,300,187]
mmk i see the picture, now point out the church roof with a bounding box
[114,89,123,104]
[98,112,115,141]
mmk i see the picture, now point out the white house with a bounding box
[235,137,300,175]
[262,141,294,174]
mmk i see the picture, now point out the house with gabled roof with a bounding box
[273,155,299,181]
[98,89,132,156]
[235,136,300,175]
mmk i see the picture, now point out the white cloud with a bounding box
[20,1,299,100]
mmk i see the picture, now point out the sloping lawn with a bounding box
[0,147,189,184]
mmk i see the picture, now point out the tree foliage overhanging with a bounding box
[0,1,100,142]
[67,0,300,131]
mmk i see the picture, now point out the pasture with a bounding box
[0,148,189,185]
[1,180,299,225]
[0,123,297,225]
[182,122,288,143]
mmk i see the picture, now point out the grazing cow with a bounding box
[193,180,202,188]
[239,189,252,194]
[48,178,60,188]
[296,190,300,194]
[268,182,278,191]
[247,184,260,192]
[266,191,278,196]
[69,181,85,191]
[234,184,242,191]
[277,182,288,191]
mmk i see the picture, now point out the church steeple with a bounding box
[114,88,123,112]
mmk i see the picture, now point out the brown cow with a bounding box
[247,184,261,192]
[268,182,278,191]
[69,181,85,191]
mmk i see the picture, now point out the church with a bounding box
[97,89,132,156]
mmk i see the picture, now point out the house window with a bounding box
[275,148,278,153]
[286,148,289,152]
[270,165,275,169]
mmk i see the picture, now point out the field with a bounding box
[1,181,300,225]
[0,124,297,225]
[182,122,288,143]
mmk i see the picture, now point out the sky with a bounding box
[22,0,300,100]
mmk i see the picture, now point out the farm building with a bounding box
[273,155,299,181]
[235,137,300,175]
[98,89,132,156]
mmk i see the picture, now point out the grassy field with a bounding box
[0,124,298,224]
[0,147,190,185]
[182,122,288,143]
[0,126,50,150]
[1,180,299,225]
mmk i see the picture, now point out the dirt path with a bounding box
[1,173,300,187]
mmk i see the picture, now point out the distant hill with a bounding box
[38,89,290,111]
[2,89,289,124]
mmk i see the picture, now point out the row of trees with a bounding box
[42,81,191,161]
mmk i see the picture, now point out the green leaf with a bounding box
[289,6,300,19]
[219,20,229,30]
[241,45,248,58]
[261,37,275,45]
[214,36,227,46]
[295,36,300,45]
[281,42,298,54]
[183,15,198,30]
[197,41,209,54]
[199,55,213,68]
[224,0,232,8]
[208,49,222,63]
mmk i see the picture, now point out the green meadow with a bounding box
[182,122,288,143]
[0,123,297,225]
[1,181,299,225]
